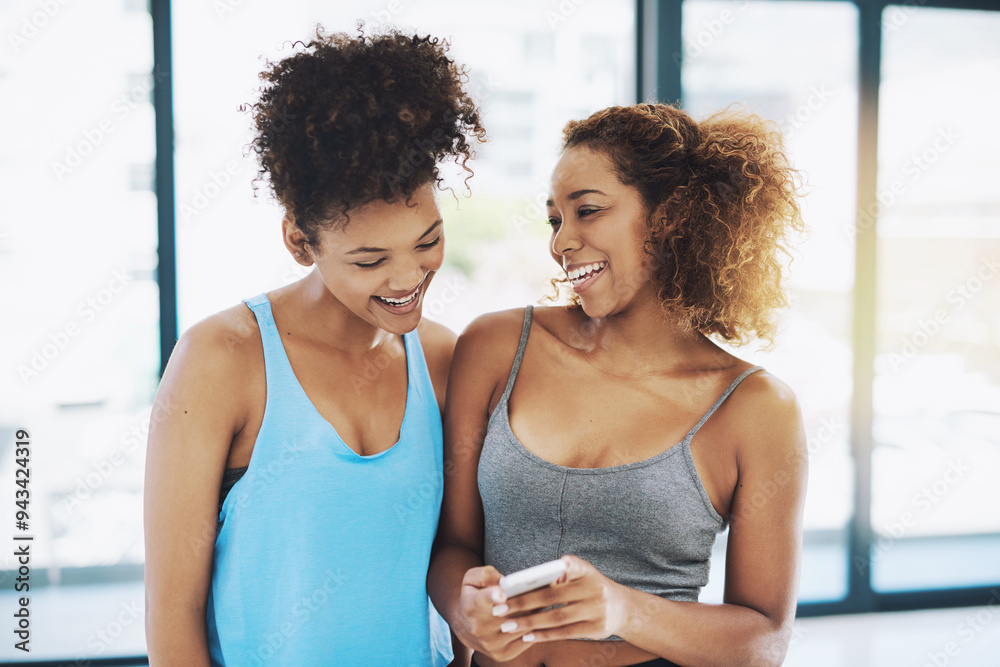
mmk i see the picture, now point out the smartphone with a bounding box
[498,559,568,598]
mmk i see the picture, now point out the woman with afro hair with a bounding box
[144,28,485,665]
[429,104,807,666]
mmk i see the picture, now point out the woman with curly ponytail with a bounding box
[145,27,485,665]
[431,104,806,666]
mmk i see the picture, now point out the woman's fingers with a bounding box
[462,565,507,610]
[496,597,592,631]
[462,564,503,590]
[555,554,592,583]
[494,598,617,642]
[456,566,537,660]
[497,569,600,616]
[460,558,619,656]
[488,556,626,640]
[515,618,608,644]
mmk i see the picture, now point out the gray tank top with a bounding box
[478,305,763,605]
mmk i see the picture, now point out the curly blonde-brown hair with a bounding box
[243,26,487,247]
[556,103,804,346]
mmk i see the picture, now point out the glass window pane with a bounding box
[0,1,156,573]
[872,6,1000,592]
[0,0,156,659]
[682,0,858,604]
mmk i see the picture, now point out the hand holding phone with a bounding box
[498,558,568,598]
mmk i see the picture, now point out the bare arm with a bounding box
[427,310,531,662]
[143,312,258,665]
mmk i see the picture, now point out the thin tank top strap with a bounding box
[242,293,298,391]
[684,365,765,441]
[500,306,533,404]
[244,293,269,308]
[402,327,424,376]
[402,325,435,409]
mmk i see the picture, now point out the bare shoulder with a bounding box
[169,302,262,376]
[455,306,532,362]
[156,303,264,430]
[417,318,459,373]
[417,318,458,411]
[148,302,265,485]
[725,368,806,462]
[448,307,531,407]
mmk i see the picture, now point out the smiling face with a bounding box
[287,182,445,335]
[547,145,659,319]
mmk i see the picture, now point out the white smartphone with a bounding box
[498,559,569,598]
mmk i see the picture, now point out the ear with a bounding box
[282,214,314,267]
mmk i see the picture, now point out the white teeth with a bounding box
[377,275,426,306]
[376,290,418,306]
[567,262,607,282]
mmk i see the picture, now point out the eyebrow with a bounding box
[345,219,442,255]
[546,189,608,207]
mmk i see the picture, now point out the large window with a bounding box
[871,5,1000,593]
[679,0,859,605]
[664,0,1000,614]
[0,2,157,660]
[0,0,156,581]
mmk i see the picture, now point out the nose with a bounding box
[551,217,582,258]
[388,254,426,292]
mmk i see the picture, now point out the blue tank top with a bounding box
[206,293,453,666]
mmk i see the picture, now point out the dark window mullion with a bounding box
[636,0,683,105]
[152,0,177,377]
[849,0,883,611]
